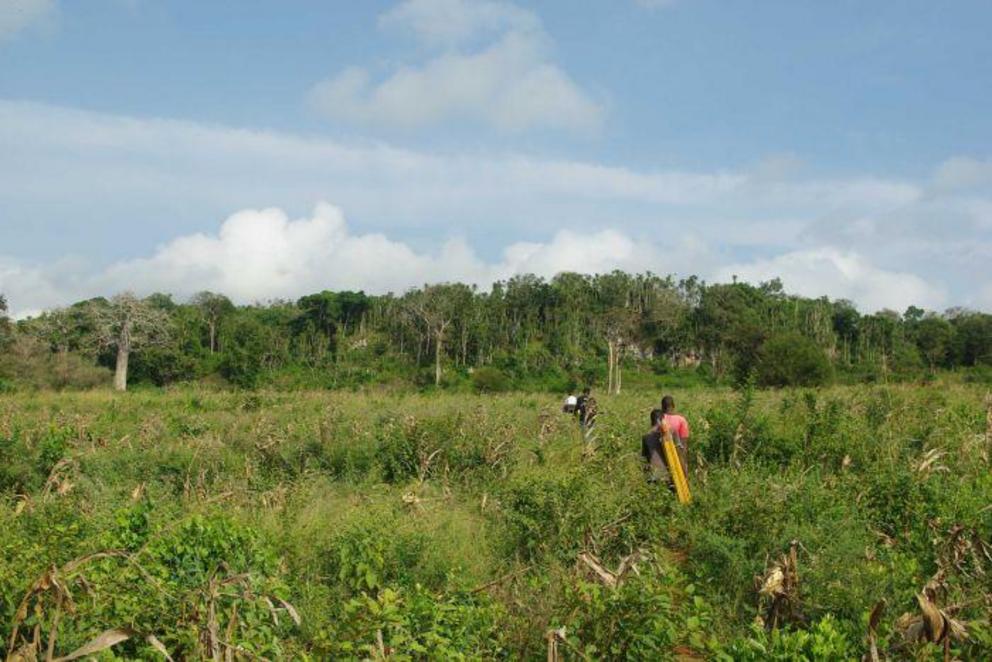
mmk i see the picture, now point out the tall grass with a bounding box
[1,383,989,659]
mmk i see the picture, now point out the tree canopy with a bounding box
[2,272,990,390]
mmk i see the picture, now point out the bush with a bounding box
[0,425,74,494]
[220,317,282,387]
[0,336,111,389]
[471,366,511,393]
[729,617,856,660]
[756,333,833,387]
[962,365,992,384]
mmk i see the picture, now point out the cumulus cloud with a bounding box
[0,203,678,316]
[6,200,946,318]
[309,0,602,132]
[934,156,992,192]
[0,0,55,40]
[1,100,990,316]
[717,248,947,313]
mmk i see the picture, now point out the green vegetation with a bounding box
[756,332,834,388]
[1,383,990,659]
[3,273,991,393]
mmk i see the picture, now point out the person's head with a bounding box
[650,408,664,428]
[661,395,675,413]
[582,387,591,396]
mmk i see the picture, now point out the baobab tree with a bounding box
[90,293,170,391]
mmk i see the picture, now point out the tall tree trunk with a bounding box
[607,341,614,394]
[209,321,216,354]
[114,345,129,391]
[434,332,443,386]
[616,345,622,394]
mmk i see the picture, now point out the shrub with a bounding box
[0,336,111,389]
[756,333,833,387]
[471,366,511,393]
[728,617,856,661]
[327,585,506,659]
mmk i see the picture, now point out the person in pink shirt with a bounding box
[660,395,690,473]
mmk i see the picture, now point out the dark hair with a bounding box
[661,395,675,413]
[650,408,664,427]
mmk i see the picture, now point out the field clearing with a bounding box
[1,383,990,659]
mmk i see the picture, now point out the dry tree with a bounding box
[87,293,171,391]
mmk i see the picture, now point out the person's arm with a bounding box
[678,417,690,440]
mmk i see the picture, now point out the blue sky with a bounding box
[1,0,990,315]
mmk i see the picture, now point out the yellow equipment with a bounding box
[662,425,691,504]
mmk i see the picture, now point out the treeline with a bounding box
[1,273,991,391]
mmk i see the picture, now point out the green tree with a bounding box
[914,315,953,371]
[694,283,767,382]
[219,315,284,388]
[950,312,992,366]
[831,300,860,365]
[192,291,235,353]
[756,332,833,387]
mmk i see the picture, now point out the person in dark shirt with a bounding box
[642,408,667,484]
[575,387,590,421]
[575,387,594,435]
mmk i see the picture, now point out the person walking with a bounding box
[660,395,690,475]
[642,408,667,484]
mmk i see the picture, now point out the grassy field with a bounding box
[1,383,990,660]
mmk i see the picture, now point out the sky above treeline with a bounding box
[1,0,990,317]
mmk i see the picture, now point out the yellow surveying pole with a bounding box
[662,424,691,504]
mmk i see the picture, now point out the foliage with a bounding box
[728,617,856,661]
[471,366,511,392]
[756,332,834,387]
[5,272,991,391]
[220,314,288,387]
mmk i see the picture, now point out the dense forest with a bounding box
[1,272,991,392]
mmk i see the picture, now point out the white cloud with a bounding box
[0,203,678,316]
[718,248,947,313]
[0,0,55,40]
[309,0,603,132]
[378,0,538,47]
[934,156,992,192]
[6,199,957,319]
[1,100,989,316]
